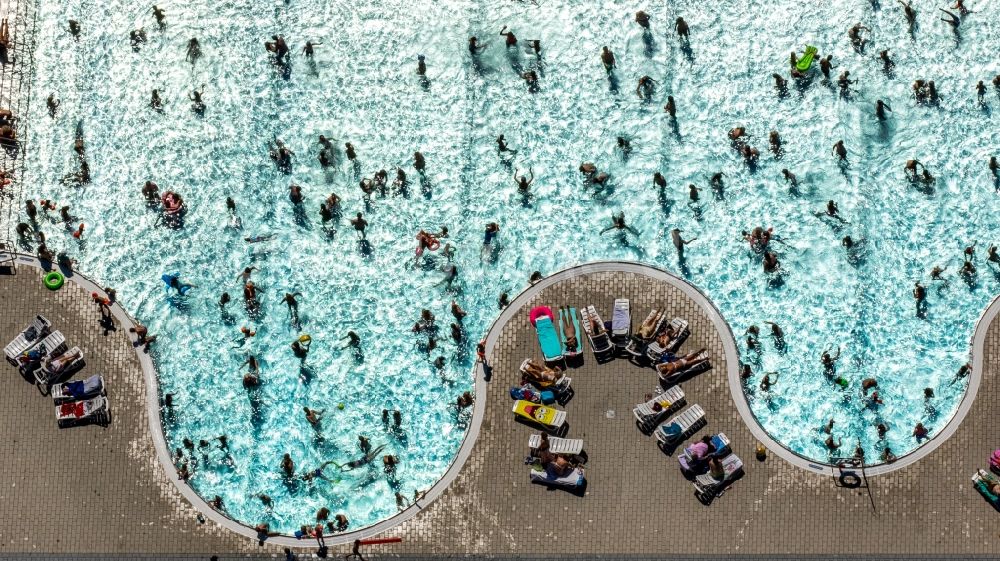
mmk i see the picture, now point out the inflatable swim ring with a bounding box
[528,305,555,327]
[43,271,64,290]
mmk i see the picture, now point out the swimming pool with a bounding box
[15,0,1000,532]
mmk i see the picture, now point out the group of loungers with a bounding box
[514,300,742,500]
[4,315,109,427]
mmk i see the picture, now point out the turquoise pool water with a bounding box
[16,0,1000,531]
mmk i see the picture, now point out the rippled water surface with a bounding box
[16,0,1000,531]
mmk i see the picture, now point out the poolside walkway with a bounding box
[0,262,276,556]
[0,260,998,558]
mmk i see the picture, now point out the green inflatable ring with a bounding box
[43,271,64,290]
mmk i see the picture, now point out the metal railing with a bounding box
[0,0,38,266]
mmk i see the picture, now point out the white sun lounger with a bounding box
[611,299,631,348]
[17,330,67,375]
[580,306,613,358]
[51,374,106,405]
[528,433,584,455]
[657,351,712,385]
[5,315,52,366]
[694,453,744,501]
[35,346,85,387]
[529,465,585,487]
[519,359,572,392]
[625,309,666,357]
[646,318,690,361]
[655,404,706,446]
[56,395,110,428]
[633,385,685,432]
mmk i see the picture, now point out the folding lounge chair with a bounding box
[580,306,613,359]
[678,433,731,473]
[557,307,583,361]
[512,400,566,431]
[34,346,85,388]
[646,318,690,362]
[694,453,744,501]
[655,404,706,446]
[4,315,52,366]
[17,330,67,377]
[56,396,110,428]
[529,464,585,487]
[51,374,105,405]
[633,385,685,432]
[657,351,712,386]
[528,433,584,455]
[519,359,572,392]
[534,316,565,364]
[610,298,631,349]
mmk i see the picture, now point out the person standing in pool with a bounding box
[674,17,689,41]
[832,140,847,161]
[601,46,615,72]
[671,228,695,255]
[513,167,533,193]
[821,346,840,374]
[350,212,368,239]
[283,292,302,326]
[635,11,650,29]
[152,5,166,28]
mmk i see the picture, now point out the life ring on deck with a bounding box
[43,271,65,290]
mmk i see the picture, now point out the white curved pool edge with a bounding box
[7,251,989,547]
[0,251,488,548]
[478,259,988,478]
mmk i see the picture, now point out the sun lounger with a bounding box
[625,309,666,357]
[580,306,613,359]
[529,464,585,487]
[633,385,685,432]
[655,404,706,446]
[519,359,572,391]
[512,400,566,430]
[528,433,584,455]
[56,396,110,428]
[35,346,85,387]
[534,316,564,364]
[657,351,712,386]
[694,453,744,502]
[678,433,731,473]
[17,330,67,376]
[5,315,52,366]
[610,299,631,348]
[646,318,690,361]
[557,307,583,360]
[51,374,105,405]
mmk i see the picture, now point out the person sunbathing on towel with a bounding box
[557,307,578,352]
[522,358,562,384]
[543,453,574,477]
[656,348,708,375]
[636,310,664,339]
[44,348,82,372]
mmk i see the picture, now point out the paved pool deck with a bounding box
[0,259,999,559]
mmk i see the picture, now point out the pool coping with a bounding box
[0,251,488,548]
[483,259,988,478]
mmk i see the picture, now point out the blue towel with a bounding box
[535,317,563,360]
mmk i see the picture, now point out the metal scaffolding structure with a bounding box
[0,0,37,270]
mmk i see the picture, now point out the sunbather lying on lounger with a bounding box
[558,307,579,352]
[636,310,664,339]
[656,349,709,375]
[523,358,563,384]
[655,324,678,347]
[537,452,576,476]
[43,349,82,373]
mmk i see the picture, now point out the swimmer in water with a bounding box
[674,17,689,41]
[152,5,166,28]
[636,75,657,99]
[832,140,847,161]
[468,36,487,55]
[499,25,517,48]
[600,211,639,237]
[664,96,676,117]
[303,41,321,57]
[601,46,615,72]
[244,234,275,243]
[513,168,534,193]
[880,50,894,72]
[47,94,59,118]
[670,228,696,255]
[186,38,201,64]
[819,55,833,80]
[898,1,916,27]
[68,20,80,39]
[635,10,650,29]
[334,444,387,471]
[875,99,891,120]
